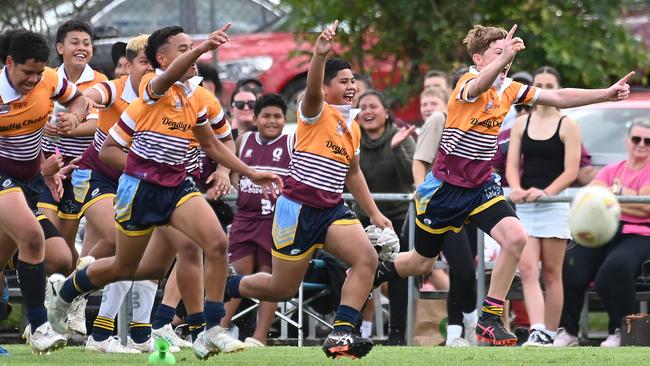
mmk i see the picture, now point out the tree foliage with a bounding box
[282,0,649,102]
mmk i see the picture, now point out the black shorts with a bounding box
[58,168,117,220]
[413,172,517,258]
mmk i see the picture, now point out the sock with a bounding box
[129,321,151,344]
[59,267,97,303]
[530,323,546,331]
[152,304,176,330]
[186,312,205,342]
[15,260,47,332]
[463,310,478,327]
[373,261,400,287]
[360,321,372,338]
[446,325,463,343]
[204,301,225,330]
[546,329,557,338]
[333,305,360,333]
[92,316,115,342]
[132,281,157,324]
[225,275,243,299]
[480,296,504,319]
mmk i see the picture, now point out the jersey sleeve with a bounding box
[47,68,80,105]
[108,109,136,148]
[511,81,540,106]
[201,88,231,138]
[140,72,164,105]
[91,80,117,108]
[352,121,362,156]
[453,73,479,103]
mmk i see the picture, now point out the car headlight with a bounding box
[217,56,273,81]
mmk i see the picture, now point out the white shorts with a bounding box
[516,200,571,240]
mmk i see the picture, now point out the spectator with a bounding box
[555,117,650,348]
[235,77,264,97]
[413,85,478,347]
[221,94,292,347]
[424,70,451,94]
[352,73,372,107]
[197,62,223,101]
[229,87,258,139]
[506,66,582,346]
[355,90,415,345]
[111,41,128,78]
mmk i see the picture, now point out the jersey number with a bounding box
[261,199,274,215]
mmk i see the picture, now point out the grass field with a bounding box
[2,345,650,366]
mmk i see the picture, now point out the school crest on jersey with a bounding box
[172,94,183,111]
[336,120,345,136]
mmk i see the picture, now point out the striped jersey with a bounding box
[0,66,79,180]
[78,75,136,182]
[433,67,540,188]
[42,64,107,160]
[282,102,361,209]
[183,85,231,181]
[236,131,293,219]
[109,70,208,187]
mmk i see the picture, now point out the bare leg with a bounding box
[486,217,528,300]
[519,236,543,326]
[540,238,567,331]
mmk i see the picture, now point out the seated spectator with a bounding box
[220,94,292,346]
[355,90,415,345]
[506,66,582,346]
[555,117,650,348]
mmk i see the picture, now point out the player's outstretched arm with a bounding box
[302,20,338,119]
[467,24,524,99]
[149,23,231,96]
[345,156,393,229]
[537,71,634,108]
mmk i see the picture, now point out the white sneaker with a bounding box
[45,274,65,310]
[152,324,193,348]
[553,328,579,347]
[29,322,67,355]
[126,337,180,353]
[463,323,478,346]
[67,297,88,335]
[244,337,265,348]
[192,326,245,360]
[47,294,71,335]
[523,329,553,347]
[600,329,621,347]
[86,335,139,353]
[446,337,469,347]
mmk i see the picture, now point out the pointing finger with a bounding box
[331,20,339,33]
[218,23,232,33]
[618,71,635,85]
[506,24,517,40]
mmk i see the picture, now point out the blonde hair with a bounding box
[420,86,449,104]
[463,25,507,56]
[125,34,149,62]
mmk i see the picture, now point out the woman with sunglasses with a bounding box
[230,87,257,139]
[555,117,650,348]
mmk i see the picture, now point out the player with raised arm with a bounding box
[224,21,392,359]
[372,24,633,346]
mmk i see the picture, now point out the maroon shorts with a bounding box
[228,217,273,268]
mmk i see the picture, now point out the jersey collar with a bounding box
[0,68,23,103]
[469,65,513,96]
[154,68,203,97]
[57,63,95,85]
[121,76,137,103]
[331,104,360,129]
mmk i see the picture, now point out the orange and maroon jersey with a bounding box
[433,67,540,188]
[282,102,361,209]
[78,75,136,181]
[0,66,79,180]
[42,64,107,159]
[108,70,208,187]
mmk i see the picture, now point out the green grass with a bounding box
[2,345,650,366]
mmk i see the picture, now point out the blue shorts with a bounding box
[415,172,509,234]
[58,169,118,220]
[114,174,201,236]
[271,196,359,261]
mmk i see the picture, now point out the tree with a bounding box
[0,0,99,37]
[282,0,648,104]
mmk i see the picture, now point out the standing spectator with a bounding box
[197,62,223,101]
[413,85,478,347]
[423,70,451,94]
[230,87,258,139]
[111,41,128,78]
[555,117,650,347]
[352,73,372,107]
[235,77,264,98]
[355,90,415,345]
[506,66,582,346]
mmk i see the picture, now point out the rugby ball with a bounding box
[569,186,621,247]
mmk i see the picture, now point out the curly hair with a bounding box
[463,25,508,56]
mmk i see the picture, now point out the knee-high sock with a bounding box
[130,281,157,343]
[92,281,132,341]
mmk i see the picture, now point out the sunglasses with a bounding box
[232,100,256,110]
[630,136,650,146]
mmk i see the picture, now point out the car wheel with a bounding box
[281,76,306,124]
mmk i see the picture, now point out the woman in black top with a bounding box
[506,66,582,346]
